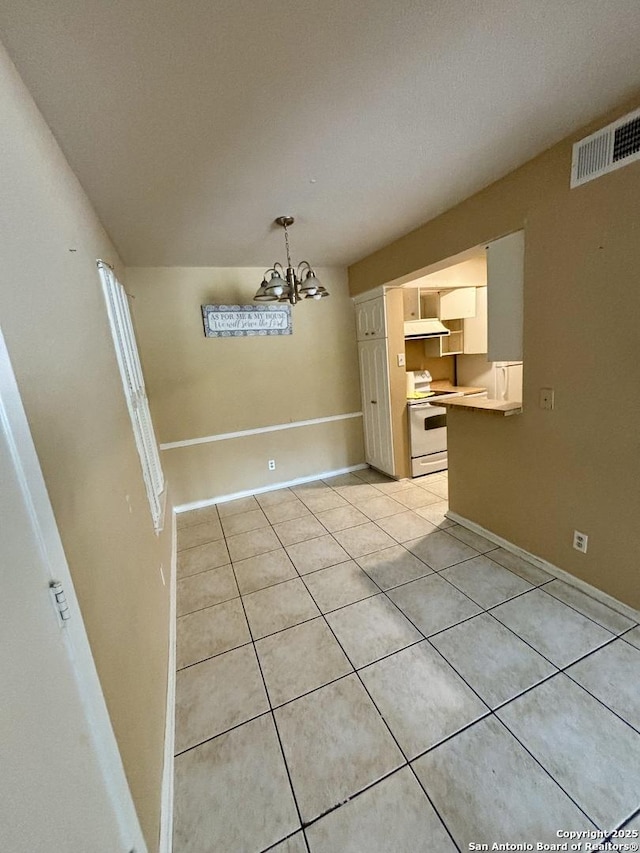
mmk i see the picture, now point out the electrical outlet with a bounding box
[573,530,588,553]
[397,353,406,367]
[268,459,276,471]
[539,388,555,410]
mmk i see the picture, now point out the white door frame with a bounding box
[0,326,147,853]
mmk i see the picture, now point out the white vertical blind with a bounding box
[98,261,165,531]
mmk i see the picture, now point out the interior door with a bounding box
[0,330,144,853]
[358,339,394,476]
[358,341,375,460]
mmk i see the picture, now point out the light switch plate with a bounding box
[540,388,554,410]
[397,353,406,367]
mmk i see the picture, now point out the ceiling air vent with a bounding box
[571,106,640,188]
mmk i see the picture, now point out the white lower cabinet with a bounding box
[358,339,394,476]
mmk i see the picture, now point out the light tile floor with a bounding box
[173,469,640,852]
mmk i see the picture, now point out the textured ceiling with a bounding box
[1,0,640,267]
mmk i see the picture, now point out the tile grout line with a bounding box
[358,535,635,642]
[423,607,640,801]
[177,588,420,672]
[459,603,638,731]
[176,590,240,620]
[259,826,310,853]
[175,473,636,844]
[620,625,640,647]
[179,523,439,615]
[175,502,222,531]
[292,549,463,852]
[176,638,254,673]
[535,579,638,634]
[179,629,445,721]
[363,589,606,833]
[271,513,333,550]
[226,545,309,844]
[555,643,640,737]
[176,534,225,555]
[490,711,602,830]
[483,601,620,669]
[242,500,404,849]
[176,489,444,590]
[295,502,636,834]
[177,531,632,729]
[166,632,628,842]
[606,806,640,839]
[175,559,231,582]
[297,763,418,835]
[174,707,273,759]
[177,514,629,683]
[239,557,352,596]
[344,551,512,771]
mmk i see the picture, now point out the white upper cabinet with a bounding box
[437,287,476,320]
[487,231,524,362]
[463,286,488,354]
[403,289,420,321]
[355,295,387,341]
[403,286,476,323]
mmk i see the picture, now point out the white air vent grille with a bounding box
[613,115,640,161]
[571,106,640,188]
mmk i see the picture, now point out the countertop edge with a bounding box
[429,381,487,396]
[437,397,523,416]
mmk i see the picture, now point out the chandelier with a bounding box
[254,216,329,304]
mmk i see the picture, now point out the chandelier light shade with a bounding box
[254,216,330,305]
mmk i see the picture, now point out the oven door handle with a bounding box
[423,414,447,430]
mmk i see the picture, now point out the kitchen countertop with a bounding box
[437,396,523,416]
[430,380,487,396]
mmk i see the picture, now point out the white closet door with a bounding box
[0,329,145,853]
[355,296,387,341]
[358,339,394,476]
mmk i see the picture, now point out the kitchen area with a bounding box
[354,232,524,481]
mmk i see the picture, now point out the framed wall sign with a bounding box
[202,304,292,337]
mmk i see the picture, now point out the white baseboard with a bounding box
[159,510,177,853]
[175,463,368,513]
[447,511,640,624]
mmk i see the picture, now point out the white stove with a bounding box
[406,371,463,477]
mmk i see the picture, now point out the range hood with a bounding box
[404,318,450,339]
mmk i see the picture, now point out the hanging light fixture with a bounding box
[254,216,329,305]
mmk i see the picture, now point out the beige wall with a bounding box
[126,267,364,504]
[0,43,171,847]
[350,94,640,610]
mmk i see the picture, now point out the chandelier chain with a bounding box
[283,223,293,269]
